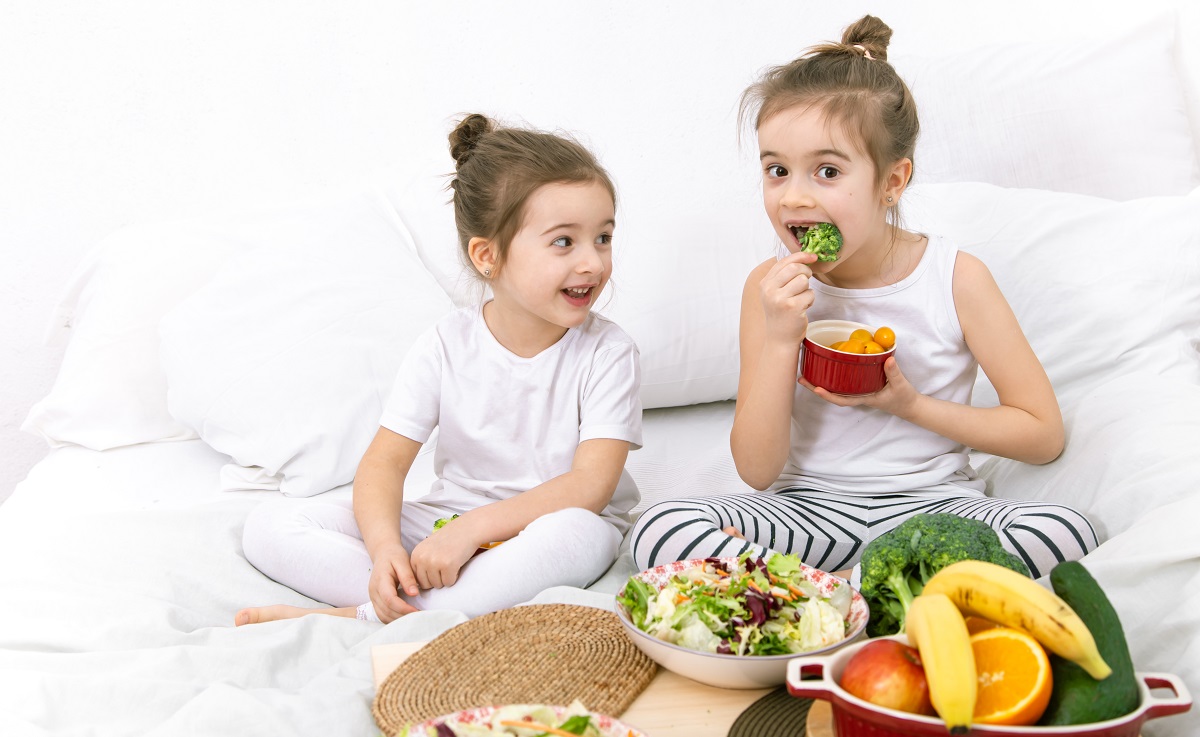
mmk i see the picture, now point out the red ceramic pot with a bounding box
[785,635,1191,737]
[801,320,895,396]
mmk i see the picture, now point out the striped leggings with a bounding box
[629,489,1098,579]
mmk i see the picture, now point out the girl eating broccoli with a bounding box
[630,15,1096,579]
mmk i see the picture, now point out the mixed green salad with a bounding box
[618,553,852,656]
[412,701,631,737]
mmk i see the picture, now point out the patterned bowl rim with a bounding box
[406,703,648,736]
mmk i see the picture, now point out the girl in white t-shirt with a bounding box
[236,114,641,624]
[631,16,1096,579]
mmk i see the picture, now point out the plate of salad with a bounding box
[405,701,646,736]
[615,553,869,689]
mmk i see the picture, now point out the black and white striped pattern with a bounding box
[629,489,1098,578]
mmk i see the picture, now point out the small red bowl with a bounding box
[785,634,1192,737]
[801,320,895,396]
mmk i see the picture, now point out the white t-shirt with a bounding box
[771,235,986,496]
[381,303,643,532]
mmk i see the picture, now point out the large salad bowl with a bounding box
[615,555,869,689]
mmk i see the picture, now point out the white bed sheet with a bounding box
[2,397,1196,737]
[0,402,748,737]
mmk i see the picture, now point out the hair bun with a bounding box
[449,113,495,167]
[841,15,893,62]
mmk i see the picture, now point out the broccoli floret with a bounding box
[432,514,459,531]
[858,513,1031,637]
[800,222,843,262]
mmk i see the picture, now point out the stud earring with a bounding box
[484,268,491,277]
[887,196,894,203]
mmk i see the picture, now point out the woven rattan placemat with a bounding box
[373,603,657,736]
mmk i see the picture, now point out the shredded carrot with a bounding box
[674,594,690,605]
[498,720,585,737]
[787,583,808,598]
[746,580,763,594]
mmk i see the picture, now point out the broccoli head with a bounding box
[800,222,843,262]
[858,513,1031,636]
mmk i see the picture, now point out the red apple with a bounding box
[839,639,936,715]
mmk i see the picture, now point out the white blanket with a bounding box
[0,402,749,737]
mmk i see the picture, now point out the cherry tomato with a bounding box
[873,326,896,350]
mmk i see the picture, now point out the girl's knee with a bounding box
[526,507,620,555]
[528,506,606,532]
[241,499,294,571]
[241,498,353,575]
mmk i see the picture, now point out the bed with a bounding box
[3,7,1199,737]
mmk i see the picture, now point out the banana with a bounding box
[922,560,1112,680]
[906,593,976,734]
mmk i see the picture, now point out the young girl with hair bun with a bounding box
[237,114,641,624]
[631,16,1097,579]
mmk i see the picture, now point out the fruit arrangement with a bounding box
[828,325,895,355]
[840,559,1140,733]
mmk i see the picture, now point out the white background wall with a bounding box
[3,0,1199,504]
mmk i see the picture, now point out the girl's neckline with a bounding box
[811,234,935,297]
[475,300,582,361]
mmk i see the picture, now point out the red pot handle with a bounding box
[1138,672,1193,721]
[785,656,836,701]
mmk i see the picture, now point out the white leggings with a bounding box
[241,495,622,620]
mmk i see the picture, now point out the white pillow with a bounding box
[976,372,1200,545]
[904,182,1200,410]
[159,192,454,497]
[379,154,772,412]
[22,224,240,450]
[893,14,1199,200]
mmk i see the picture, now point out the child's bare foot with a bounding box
[235,604,356,626]
[722,526,746,540]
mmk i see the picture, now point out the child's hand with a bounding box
[760,251,819,346]
[368,542,422,623]
[409,523,483,590]
[798,356,919,416]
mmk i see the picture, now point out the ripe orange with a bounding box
[970,626,1053,726]
[873,326,896,350]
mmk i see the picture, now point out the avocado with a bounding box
[1038,561,1140,725]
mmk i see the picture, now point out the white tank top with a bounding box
[770,235,986,496]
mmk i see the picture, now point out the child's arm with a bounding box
[803,252,1064,465]
[407,437,630,590]
[353,426,425,622]
[731,251,820,489]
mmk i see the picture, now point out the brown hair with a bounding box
[447,113,616,279]
[739,15,919,198]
